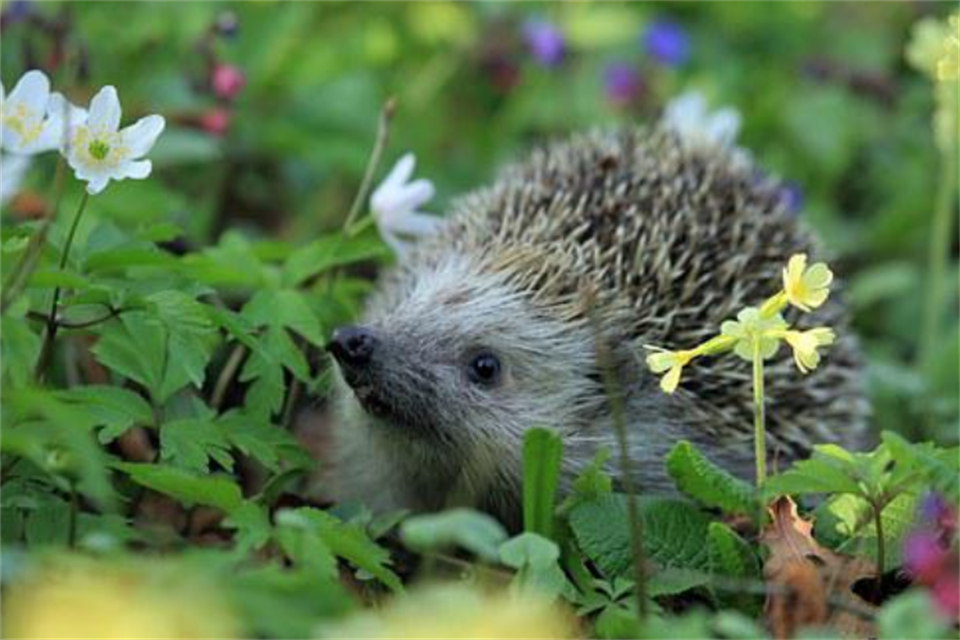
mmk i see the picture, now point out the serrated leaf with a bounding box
[568,495,711,579]
[160,418,234,473]
[53,386,154,444]
[666,441,756,515]
[282,230,388,287]
[218,410,311,472]
[401,508,507,563]
[114,462,243,513]
[523,428,563,540]
[706,522,757,579]
[279,507,402,592]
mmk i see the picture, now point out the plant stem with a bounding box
[1,157,67,313]
[752,339,766,487]
[873,500,885,598]
[593,320,647,618]
[211,343,248,410]
[342,97,396,233]
[919,143,958,399]
[33,191,90,383]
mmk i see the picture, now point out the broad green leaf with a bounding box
[218,411,312,472]
[224,502,274,553]
[666,441,756,515]
[568,495,711,579]
[114,462,243,513]
[522,428,563,539]
[499,532,573,599]
[401,508,507,563]
[274,509,338,580]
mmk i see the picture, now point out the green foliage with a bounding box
[666,441,757,515]
[568,494,712,579]
[522,428,563,540]
[400,508,507,563]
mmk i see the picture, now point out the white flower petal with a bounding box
[85,174,110,195]
[8,70,50,112]
[116,159,152,181]
[383,179,435,216]
[87,86,121,132]
[386,211,444,237]
[381,153,416,190]
[120,115,164,158]
[705,108,741,146]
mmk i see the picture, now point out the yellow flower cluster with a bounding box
[906,11,959,152]
[644,253,836,393]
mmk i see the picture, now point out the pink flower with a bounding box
[199,108,231,136]
[933,572,960,620]
[211,64,245,100]
[903,531,948,584]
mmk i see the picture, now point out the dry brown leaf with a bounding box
[761,496,877,639]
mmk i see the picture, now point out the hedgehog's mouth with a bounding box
[350,384,392,419]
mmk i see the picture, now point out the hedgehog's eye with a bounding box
[467,351,501,386]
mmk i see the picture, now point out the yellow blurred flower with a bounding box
[645,347,697,393]
[2,554,240,640]
[316,583,576,639]
[938,14,959,81]
[782,253,833,312]
[783,327,835,374]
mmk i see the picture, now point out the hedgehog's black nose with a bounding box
[327,326,377,368]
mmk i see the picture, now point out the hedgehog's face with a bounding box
[328,254,608,455]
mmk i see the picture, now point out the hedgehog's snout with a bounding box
[327,325,378,370]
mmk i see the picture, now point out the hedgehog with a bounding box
[324,125,868,528]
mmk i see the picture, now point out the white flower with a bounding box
[1,70,78,155]
[663,90,743,150]
[1,153,32,207]
[65,86,165,195]
[370,152,443,257]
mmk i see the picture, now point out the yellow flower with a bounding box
[783,327,835,374]
[720,307,788,362]
[2,554,240,639]
[938,14,960,81]
[782,253,833,312]
[645,347,697,393]
[317,583,576,639]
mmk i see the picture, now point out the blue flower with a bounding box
[643,19,690,67]
[604,62,642,106]
[778,180,805,216]
[522,20,565,67]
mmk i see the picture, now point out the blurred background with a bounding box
[1,0,956,445]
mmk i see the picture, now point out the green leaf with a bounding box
[279,507,403,592]
[114,462,243,513]
[274,509,338,579]
[224,502,273,553]
[401,508,507,563]
[282,230,388,288]
[160,418,234,473]
[523,428,563,540]
[666,441,756,515]
[499,532,573,599]
[218,411,312,473]
[706,522,757,579]
[877,591,953,640]
[53,386,154,444]
[568,495,711,579]
[814,491,917,568]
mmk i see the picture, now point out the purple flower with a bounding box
[778,181,804,216]
[604,63,642,106]
[920,492,950,523]
[214,10,239,38]
[903,530,947,583]
[643,19,690,67]
[1,0,33,23]
[522,20,565,67]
